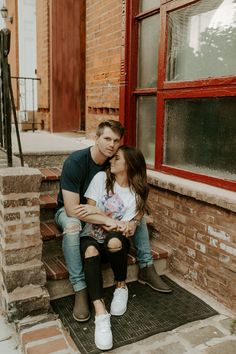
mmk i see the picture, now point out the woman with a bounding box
[77,145,149,351]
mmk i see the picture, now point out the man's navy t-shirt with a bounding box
[57,147,108,210]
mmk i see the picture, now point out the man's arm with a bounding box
[62,191,123,230]
[62,189,80,217]
[75,198,126,231]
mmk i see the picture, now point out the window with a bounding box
[122,0,236,191]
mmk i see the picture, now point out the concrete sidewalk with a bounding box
[0,307,23,354]
[12,130,93,154]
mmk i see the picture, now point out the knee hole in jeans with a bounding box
[64,223,81,235]
[107,237,122,252]
[85,245,99,258]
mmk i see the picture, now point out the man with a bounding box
[55,120,171,322]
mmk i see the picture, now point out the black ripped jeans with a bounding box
[80,232,130,301]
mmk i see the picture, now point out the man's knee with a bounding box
[85,245,99,258]
[107,237,122,252]
[64,222,82,235]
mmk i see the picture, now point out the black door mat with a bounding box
[50,276,218,354]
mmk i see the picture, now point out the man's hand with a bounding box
[73,204,102,218]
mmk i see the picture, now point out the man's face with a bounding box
[95,127,122,158]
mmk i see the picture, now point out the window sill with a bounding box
[147,170,236,213]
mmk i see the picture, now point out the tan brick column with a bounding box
[0,167,50,321]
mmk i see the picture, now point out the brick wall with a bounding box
[6,0,19,108]
[36,0,50,130]
[86,0,122,139]
[6,0,18,77]
[148,185,236,312]
[0,168,50,321]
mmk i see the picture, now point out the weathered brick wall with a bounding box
[6,0,18,76]
[148,185,236,311]
[86,0,122,138]
[6,0,19,108]
[0,168,50,321]
[36,0,50,130]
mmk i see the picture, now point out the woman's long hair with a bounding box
[106,145,149,214]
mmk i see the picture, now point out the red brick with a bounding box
[26,338,68,354]
[22,325,61,344]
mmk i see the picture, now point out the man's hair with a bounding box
[96,119,125,139]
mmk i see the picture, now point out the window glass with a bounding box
[138,14,160,88]
[167,0,236,81]
[164,97,236,180]
[137,96,156,166]
[140,0,160,12]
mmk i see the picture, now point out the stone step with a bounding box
[40,167,61,193]
[43,244,168,281]
[40,220,62,240]
[42,240,169,300]
[40,167,61,180]
[40,192,57,209]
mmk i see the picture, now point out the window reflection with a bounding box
[167,0,236,81]
[164,97,236,180]
[137,96,156,166]
[140,0,160,12]
[138,14,160,88]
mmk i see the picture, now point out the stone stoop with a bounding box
[39,168,171,300]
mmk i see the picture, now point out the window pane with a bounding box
[138,14,160,88]
[137,96,156,166]
[167,0,236,81]
[140,0,160,12]
[164,97,236,180]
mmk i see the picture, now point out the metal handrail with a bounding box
[11,76,41,132]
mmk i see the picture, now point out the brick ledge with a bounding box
[147,170,236,213]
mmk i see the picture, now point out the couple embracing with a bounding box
[55,120,171,350]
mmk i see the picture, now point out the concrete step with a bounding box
[16,151,69,169]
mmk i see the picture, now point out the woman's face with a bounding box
[110,149,127,175]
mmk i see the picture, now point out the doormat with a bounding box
[50,276,218,354]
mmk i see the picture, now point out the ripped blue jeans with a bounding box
[55,207,153,292]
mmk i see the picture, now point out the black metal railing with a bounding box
[0,28,23,166]
[11,76,41,132]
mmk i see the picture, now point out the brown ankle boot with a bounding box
[73,288,90,322]
[138,264,172,293]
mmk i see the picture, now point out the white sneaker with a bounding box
[110,286,128,316]
[94,312,113,350]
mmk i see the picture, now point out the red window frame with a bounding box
[120,0,236,191]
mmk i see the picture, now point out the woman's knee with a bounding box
[84,245,99,258]
[107,237,122,252]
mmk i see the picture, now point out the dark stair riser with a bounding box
[40,180,60,193]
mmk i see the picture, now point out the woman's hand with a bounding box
[120,221,137,238]
[102,218,121,232]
